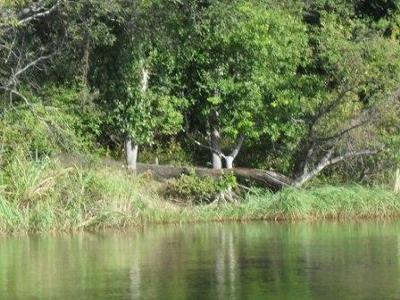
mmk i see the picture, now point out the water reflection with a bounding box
[1,222,400,299]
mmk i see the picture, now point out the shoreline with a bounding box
[1,159,399,235]
[2,214,400,237]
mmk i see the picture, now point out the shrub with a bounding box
[0,85,102,165]
[139,139,194,166]
[164,171,238,204]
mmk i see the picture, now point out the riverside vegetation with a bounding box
[1,0,400,233]
[0,155,399,234]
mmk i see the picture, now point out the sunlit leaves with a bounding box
[183,1,309,144]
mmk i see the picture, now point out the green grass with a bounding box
[0,157,399,234]
[242,186,400,220]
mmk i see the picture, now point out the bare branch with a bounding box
[18,1,61,25]
[191,138,226,159]
[0,86,31,105]
[9,54,52,85]
[293,147,380,187]
[184,114,226,158]
[293,147,333,187]
[329,149,380,165]
[229,135,245,159]
[316,119,370,143]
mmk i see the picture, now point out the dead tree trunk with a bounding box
[134,163,292,190]
[57,154,290,191]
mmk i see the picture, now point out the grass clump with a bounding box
[243,185,400,220]
[0,156,170,234]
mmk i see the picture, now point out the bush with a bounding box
[164,171,238,204]
[0,85,102,165]
[139,139,194,166]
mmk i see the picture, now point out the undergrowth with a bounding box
[0,157,399,235]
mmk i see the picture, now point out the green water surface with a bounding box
[1,221,400,299]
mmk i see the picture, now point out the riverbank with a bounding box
[0,158,399,234]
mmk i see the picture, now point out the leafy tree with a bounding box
[0,0,61,105]
[2,0,400,187]
[56,0,124,84]
[0,0,123,105]
[181,1,309,169]
[291,14,400,186]
[92,0,187,171]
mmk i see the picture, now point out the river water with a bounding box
[1,221,400,299]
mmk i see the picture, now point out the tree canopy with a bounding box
[1,0,399,186]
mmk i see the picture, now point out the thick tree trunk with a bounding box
[224,135,244,169]
[210,127,222,169]
[125,139,138,172]
[212,153,223,169]
[293,148,336,187]
[55,154,292,191]
[293,168,323,187]
[293,149,378,187]
[225,156,234,169]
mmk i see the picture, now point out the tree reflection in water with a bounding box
[1,222,400,299]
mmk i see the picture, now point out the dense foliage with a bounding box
[1,0,400,186]
[165,172,238,204]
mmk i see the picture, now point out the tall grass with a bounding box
[0,157,399,234]
[0,157,166,233]
[241,186,400,220]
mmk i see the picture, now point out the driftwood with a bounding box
[136,163,292,191]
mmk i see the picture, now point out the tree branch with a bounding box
[229,135,245,159]
[316,119,370,143]
[309,87,354,130]
[329,149,380,165]
[302,141,315,174]
[191,138,226,159]
[18,1,61,25]
[293,148,380,187]
[9,54,52,85]
[0,86,31,105]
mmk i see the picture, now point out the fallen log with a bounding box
[136,163,292,191]
[56,154,292,191]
